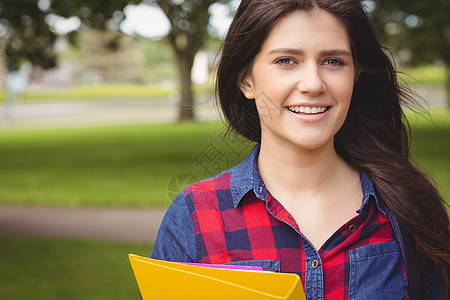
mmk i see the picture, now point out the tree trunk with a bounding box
[176,52,195,122]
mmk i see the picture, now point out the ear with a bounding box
[239,75,255,100]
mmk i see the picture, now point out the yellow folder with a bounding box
[129,254,305,299]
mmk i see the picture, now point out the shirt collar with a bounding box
[229,144,260,207]
[229,144,386,215]
[359,171,386,215]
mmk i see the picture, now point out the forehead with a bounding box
[260,8,351,54]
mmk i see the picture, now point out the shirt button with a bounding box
[349,224,357,232]
[311,260,319,269]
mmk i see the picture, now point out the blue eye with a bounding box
[323,58,344,67]
[276,58,294,66]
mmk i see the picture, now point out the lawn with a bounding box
[0,84,176,102]
[0,109,448,207]
[408,108,450,203]
[0,236,151,300]
[399,65,447,85]
[0,121,253,207]
[0,83,211,103]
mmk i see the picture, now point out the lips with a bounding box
[287,106,329,114]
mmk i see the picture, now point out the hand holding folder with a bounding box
[129,254,305,299]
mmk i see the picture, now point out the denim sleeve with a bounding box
[150,192,196,263]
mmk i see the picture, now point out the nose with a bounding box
[297,64,326,96]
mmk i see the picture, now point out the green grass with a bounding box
[0,236,150,300]
[399,65,447,85]
[0,83,213,103]
[0,109,448,208]
[0,121,253,207]
[0,84,177,102]
[407,108,450,203]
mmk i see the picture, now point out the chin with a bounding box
[290,140,331,151]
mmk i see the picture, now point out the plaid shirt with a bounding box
[152,145,408,299]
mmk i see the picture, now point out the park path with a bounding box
[0,204,167,243]
[0,96,221,129]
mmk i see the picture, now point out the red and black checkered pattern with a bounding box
[184,172,395,300]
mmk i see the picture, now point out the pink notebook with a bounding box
[181,262,276,272]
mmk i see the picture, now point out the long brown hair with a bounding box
[216,0,449,297]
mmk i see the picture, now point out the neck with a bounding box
[258,139,354,196]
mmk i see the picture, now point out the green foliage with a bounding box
[0,236,150,299]
[0,0,142,71]
[369,0,450,66]
[49,0,141,29]
[155,0,219,53]
[369,0,450,106]
[0,0,58,71]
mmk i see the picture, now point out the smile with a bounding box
[287,106,328,114]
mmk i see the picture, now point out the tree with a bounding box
[149,0,227,121]
[54,0,232,121]
[368,0,450,107]
[1,0,230,121]
[48,0,140,30]
[0,0,58,71]
[0,0,140,71]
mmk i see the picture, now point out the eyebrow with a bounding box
[267,48,352,57]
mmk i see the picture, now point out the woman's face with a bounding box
[240,8,356,152]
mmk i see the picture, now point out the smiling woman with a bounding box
[238,8,360,252]
[151,1,450,299]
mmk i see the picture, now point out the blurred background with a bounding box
[0,0,448,299]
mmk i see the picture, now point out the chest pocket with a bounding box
[348,241,407,300]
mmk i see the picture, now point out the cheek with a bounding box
[341,88,354,108]
[330,74,355,106]
[253,77,290,106]
[337,88,354,129]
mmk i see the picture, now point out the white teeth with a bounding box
[288,106,327,114]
